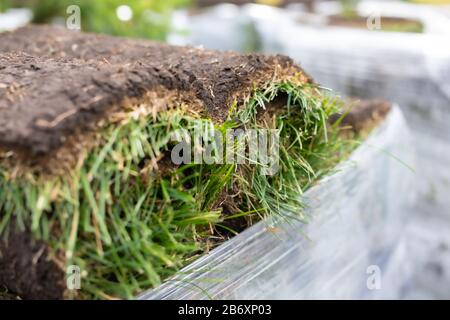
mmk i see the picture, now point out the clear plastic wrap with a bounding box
[168,4,259,52]
[140,106,416,300]
[0,9,32,32]
[286,0,450,35]
[356,1,450,35]
[168,1,450,50]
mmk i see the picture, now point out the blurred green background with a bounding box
[0,0,191,40]
[1,0,449,40]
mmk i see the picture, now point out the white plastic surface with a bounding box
[168,1,450,50]
[168,4,258,52]
[0,9,32,32]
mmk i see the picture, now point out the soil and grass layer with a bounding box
[0,26,390,299]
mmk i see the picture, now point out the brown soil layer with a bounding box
[0,223,66,300]
[0,25,309,160]
[329,99,392,136]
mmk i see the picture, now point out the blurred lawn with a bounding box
[1,0,191,40]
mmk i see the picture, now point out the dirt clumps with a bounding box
[0,25,309,161]
[0,224,66,300]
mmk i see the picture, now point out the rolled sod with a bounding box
[0,26,389,299]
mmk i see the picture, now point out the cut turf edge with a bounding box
[0,80,388,299]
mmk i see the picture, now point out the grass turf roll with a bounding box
[0,26,390,299]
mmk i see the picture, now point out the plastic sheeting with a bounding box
[167,1,450,50]
[286,0,450,35]
[140,106,416,300]
[0,9,32,32]
[356,1,450,35]
[168,4,259,52]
